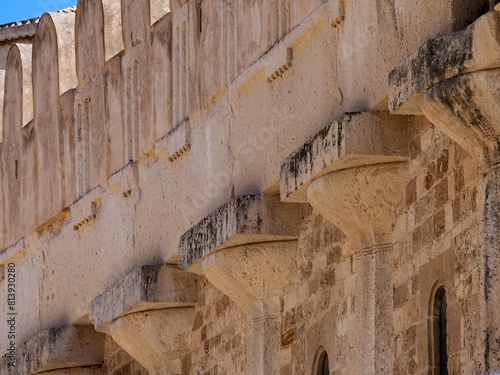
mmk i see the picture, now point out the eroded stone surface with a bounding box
[0,325,104,375]
[389,11,500,115]
[89,265,197,332]
[110,308,194,375]
[307,162,408,250]
[0,1,498,374]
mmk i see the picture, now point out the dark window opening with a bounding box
[14,160,18,180]
[430,286,448,375]
[316,350,329,375]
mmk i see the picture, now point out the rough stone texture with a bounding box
[280,112,409,203]
[307,163,408,250]
[0,1,498,374]
[422,68,500,167]
[89,265,197,332]
[179,195,309,270]
[303,158,407,374]
[392,117,482,375]
[0,325,104,375]
[389,11,500,115]
[110,307,194,375]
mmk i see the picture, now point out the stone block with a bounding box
[89,265,197,332]
[280,112,408,203]
[0,237,27,266]
[389,11,500,114]
[0,325,104,375]
[178,195,309,269]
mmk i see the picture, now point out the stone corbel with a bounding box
[389,9,500,372]
[0,325,104,375]
[389,11,500,116]
[280,112,409,374]
[89,265,197,375]
[179,195,309,374]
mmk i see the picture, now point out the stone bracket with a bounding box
[0,238,28,277]
[328,0,345,27]
[70,186,106,231]
[178,195,310,270]
[89,265,197,333]
[389,11,500,115]
[108,162,140,197]
[0,325,104,375]
[280,112,409,203]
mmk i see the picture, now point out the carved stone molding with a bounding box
[0,325,104,375]
[389,11,500,115]
[308,162,407,251]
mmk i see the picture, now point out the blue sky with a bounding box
[0,0,77,24]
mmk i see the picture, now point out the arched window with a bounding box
[429,286,448,375]
[316,350,329,375]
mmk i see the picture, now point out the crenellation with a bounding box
[32,12,77,240]
[123,1,158,160]
[122,0,151,52]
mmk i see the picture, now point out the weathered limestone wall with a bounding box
[0,0,498,374]
[392,117,482,374]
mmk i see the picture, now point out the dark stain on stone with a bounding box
[482,165,500,371]
[48,326,65,345]
[452,0,489,32]
[280,113,361,198]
